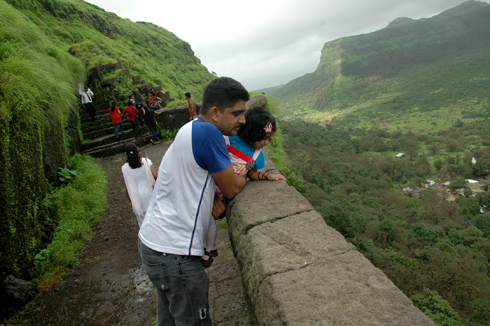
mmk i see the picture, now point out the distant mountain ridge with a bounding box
[274,1,490,124]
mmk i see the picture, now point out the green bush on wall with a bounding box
[0,1,86,281]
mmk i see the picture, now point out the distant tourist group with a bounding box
[79,81,201,145]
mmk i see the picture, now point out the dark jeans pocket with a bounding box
[140,246,171,292]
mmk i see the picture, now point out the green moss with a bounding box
[0,0,85,280]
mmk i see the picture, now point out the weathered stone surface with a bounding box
[228,181,313,237]
[253,251,435,325]
[207,222,250,325]
[247,96,266,110]
[233,212,354,301]
[1,275,36,312]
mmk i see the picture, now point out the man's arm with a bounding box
[123,81,132,91]
[212,165,247,199]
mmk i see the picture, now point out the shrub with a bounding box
[31,154,107,282]
[410,288,463,326]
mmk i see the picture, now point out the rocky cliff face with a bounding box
[274,1,490,114]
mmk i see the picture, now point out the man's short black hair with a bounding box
[185,92,191,98]
[237,107,276,146]
[201,77,250,114]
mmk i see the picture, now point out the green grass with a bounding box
[157,126,179,140]
[7,0,216,105]
[31,154,107,289]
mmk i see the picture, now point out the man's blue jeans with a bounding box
[139,240,212,326]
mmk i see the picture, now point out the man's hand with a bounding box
[212,197,227,220]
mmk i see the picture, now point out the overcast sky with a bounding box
[85,0,485,90]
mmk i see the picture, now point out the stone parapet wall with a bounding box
[156,105,193,131]
[226,154,436,326]
[157,95,434,325]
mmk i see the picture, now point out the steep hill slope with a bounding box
[1,0,214,308]
[275,1,490,128]
[6,0,215,101]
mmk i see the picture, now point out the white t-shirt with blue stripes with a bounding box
[139,118,231,256]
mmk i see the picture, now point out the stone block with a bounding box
[228,181,313,237]
[253,251,436,325]
[231,211,354,301]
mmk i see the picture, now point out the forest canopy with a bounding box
[279,117,490,325]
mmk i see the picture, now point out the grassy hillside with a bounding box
[0,0,215,304]
[7,0,215,101]
[274,1,490,129]
[0,0,87,287]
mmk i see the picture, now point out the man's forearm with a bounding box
[223,174,247,199]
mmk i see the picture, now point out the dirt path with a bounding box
[9,141,250,326]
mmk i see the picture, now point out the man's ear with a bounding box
[210,106,221,122]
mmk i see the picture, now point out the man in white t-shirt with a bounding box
[78,83,96,120]
[138,77,250,326]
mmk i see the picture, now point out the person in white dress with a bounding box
[121,143,157,228]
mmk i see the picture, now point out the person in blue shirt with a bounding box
[228,106,286,181]
[139,77,249,326]
[203,107,286,267]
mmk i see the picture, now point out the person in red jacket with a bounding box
[108,101,124,141]
[122,100,142,139]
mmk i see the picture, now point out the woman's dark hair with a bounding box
[237,107,276,146]
[110,101,116,112]
[125,143,141,169]
[127,100,133,106]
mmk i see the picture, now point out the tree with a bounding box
[434,160,443,172]
[410,288,463,326]
[404,139,419,161]
[428,143,440,155]
[450,178,466,190]
[463,188,473,197]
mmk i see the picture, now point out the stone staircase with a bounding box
[80,102,152,157]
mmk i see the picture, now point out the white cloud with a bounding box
[85,0,485,90]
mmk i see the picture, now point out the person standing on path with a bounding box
[122,100,141,139]
[185,92,198,120]
[108,101,124,141]
[145,106,164,145]
[78,83,96,120]
[123,81,146,126]
[122,143,158,228]
[138,77,250,326]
